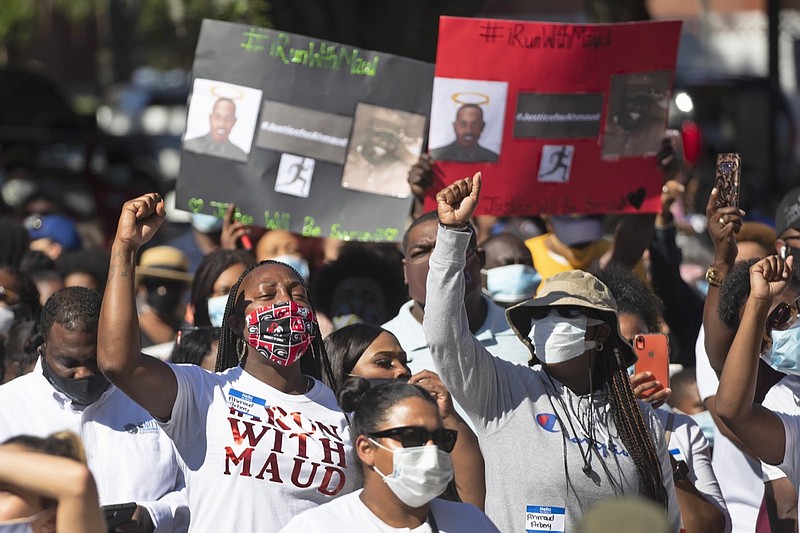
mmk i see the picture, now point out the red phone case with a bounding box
[633,333,670,397]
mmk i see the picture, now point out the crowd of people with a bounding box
[2,131,800,533]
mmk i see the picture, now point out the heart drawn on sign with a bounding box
[626,188,646,210]
[188,198,204,213]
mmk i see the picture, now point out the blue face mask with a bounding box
[271,254,310,281]
[762,322,800,376]
[688,410,715,448]
[206,295,228,328]
[192,213,223,234]
[483,264,541,305]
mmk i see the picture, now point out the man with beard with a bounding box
[431,104,499,163]
[342,115,413,198]
[602,73,666,158]
[184,97,248,162]
[0,287,188,531]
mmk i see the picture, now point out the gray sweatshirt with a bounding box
[423,225,680,532]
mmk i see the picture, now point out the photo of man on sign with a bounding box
[183,78,263,162]
[340,103,425,198]
[432,103,499,162]
[428,77,507,163]
[602,70,672,159]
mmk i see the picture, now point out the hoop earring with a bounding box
[596,342,604,352]
[237,337,248,361]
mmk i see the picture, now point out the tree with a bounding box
[269,0,488,63]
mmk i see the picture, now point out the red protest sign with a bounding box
[426,17,682,216]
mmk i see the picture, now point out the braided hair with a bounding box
[214,260,338,394]
[593,318,668,507]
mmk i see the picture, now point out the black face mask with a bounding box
[146,286,183,318]
[41,358,110,407]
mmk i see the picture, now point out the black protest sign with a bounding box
[176,20,433,242]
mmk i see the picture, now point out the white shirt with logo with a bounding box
[160,363,359,532]
[654,408,730,531]
[0,360,188,531]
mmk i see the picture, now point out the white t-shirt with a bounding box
[695,326,764,532]
[0,361,188,531]
[762,376,800,484]
[279,489,500,533]
[777,405,800,519]
[159,364,359,532]
[655,409,730,531]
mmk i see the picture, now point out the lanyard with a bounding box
[428,510,439,533]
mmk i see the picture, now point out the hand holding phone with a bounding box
[102,502,137,531]
[714,153,741,209]
[632,333,670,399]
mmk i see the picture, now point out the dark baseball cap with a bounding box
[776,187,800,237]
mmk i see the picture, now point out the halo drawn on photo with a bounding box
[601,70,672,159]
[183,78,263,162]
[429,77,508,163]
[340,103,426,199]
[275,154,315,198]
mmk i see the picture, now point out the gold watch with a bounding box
[705,266,724,288]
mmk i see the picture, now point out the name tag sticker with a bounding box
[669,447,685,461]
[526,505,566,532]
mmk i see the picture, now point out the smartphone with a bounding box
[714,153,741,209]
[633,333,670,398]
[102,502,137,530]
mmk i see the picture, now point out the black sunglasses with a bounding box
[367,426,458,453]
[529,306,589,320]
[761,296,800,354]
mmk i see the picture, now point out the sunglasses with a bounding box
[368,426,458,453]
[529,306,590,320]
[761,296,800,354]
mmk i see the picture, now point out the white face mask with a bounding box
[370,439,453,507]
[271,254,310,281]
[530,310,604,364]
[206,294,228,328]
[0,306,15,336]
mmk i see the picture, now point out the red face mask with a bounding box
[244,301,317,366]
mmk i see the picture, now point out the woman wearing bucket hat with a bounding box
[423,172,680,532]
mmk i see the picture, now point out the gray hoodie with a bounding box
[423,225,680,532]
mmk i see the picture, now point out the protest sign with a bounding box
[427,17,682,216]
[177,20,433,242]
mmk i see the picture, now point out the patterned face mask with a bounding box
[244,301,316,366]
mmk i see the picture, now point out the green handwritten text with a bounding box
[208,201,254,226]
[302,216,322,237]
[239,29,380,77]
[329,223,399,242]
[264,211,291,230]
